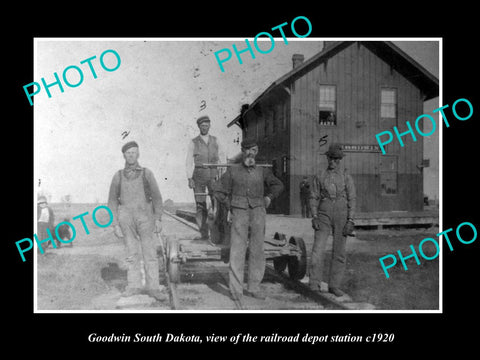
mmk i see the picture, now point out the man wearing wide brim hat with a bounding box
[309,143,356,298]
[324,143,345,158]
[213,138,284,300]
[185,115,226,240]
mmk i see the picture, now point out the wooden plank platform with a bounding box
[354,210,439,228]
[175,208,439,230]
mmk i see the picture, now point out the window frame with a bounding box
[318,84,337,126]
[380,87,397,120]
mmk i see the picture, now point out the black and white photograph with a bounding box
[33,38,440,312]
[7,7,479,353]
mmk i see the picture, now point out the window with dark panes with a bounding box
[250,117,257,140]
[257,116,264,138]
[381,88,397,119]
[272,105,278,134]
[243,117,249,139]
[318,85,336,125]
[264,111,269,137]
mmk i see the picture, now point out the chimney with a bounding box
[292,54,304,69]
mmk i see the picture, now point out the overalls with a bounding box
[309,168,355,290]
[117,169,161,292]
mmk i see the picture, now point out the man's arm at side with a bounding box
[145,169,163,221]
[107,171,121,226]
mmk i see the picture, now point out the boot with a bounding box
[328,287,345,297]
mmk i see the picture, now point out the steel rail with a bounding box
[163,209,351,311]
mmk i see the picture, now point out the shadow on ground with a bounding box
[100,262,127,292]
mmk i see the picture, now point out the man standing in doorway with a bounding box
[213,138,284,301]
[185,115,226,240]
[299,176,311,218]
[108,141,164,301]
[309,143,356,297]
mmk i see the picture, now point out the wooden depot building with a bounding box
[227,41,439,216]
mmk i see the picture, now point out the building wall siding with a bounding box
[242,91,290,214]
[289,42,424,215]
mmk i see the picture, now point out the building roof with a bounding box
[227,41,439,128]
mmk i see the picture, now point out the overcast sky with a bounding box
[34,39,439,203]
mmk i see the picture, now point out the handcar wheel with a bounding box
[287,236,307,280]
[167,237,181,283]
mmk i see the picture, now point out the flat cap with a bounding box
[241,137,258,149]
[196,115,211,125]
[122,141,139,153]
[324,143,344,159]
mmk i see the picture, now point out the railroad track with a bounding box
[160,211,242,310]
[162,210,373,311]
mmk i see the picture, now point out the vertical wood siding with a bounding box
[289,42,424,214]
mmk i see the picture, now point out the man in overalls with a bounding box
[309,143,356,297]
[185,115,225,240]
[108,141,164,300]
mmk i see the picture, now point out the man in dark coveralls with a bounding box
[213,138,284,300]
[108,141,164,300]
[309,143,356,297]
[299,176,311,218]
[186,115,226,240]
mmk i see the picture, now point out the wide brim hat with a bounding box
[324,143,344,159]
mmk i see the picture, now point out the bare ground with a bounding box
[36,204,439,311]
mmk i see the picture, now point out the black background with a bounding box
[5,4,478,355]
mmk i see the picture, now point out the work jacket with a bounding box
[214,163,284,210]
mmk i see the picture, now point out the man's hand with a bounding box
[113,224,124,238]
[154,219,162,234]
[188,178,195,189]
[264,196,271,209]
[342,220,355,236]
[312,216,321,230]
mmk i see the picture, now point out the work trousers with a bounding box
[309,198,348,290]
[193,176,214,239]
[300,194,311,218]
[118,204,162,292]
[229,206,266,297]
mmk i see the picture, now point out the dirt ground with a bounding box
[265,215,439,310]
[36,204,440,311]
